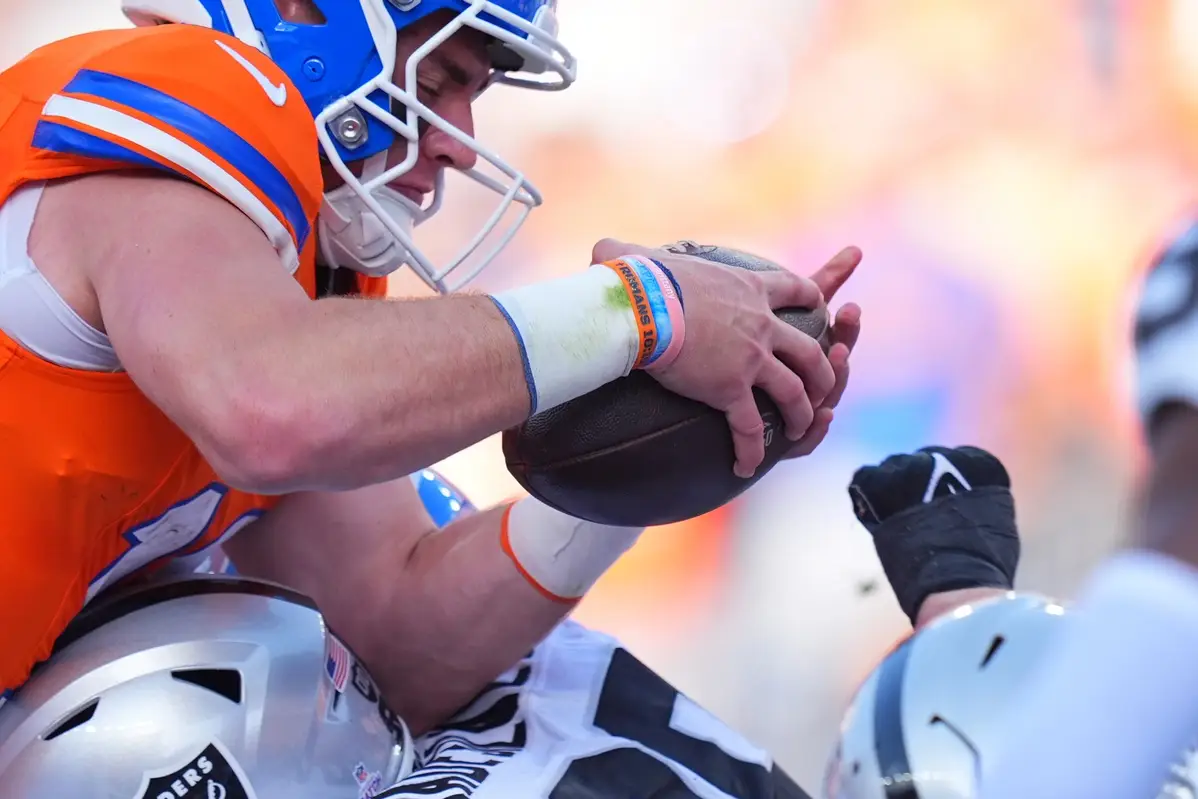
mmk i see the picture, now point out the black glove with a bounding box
[848,445,1020,625]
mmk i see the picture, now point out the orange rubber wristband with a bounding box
[600,257,660,368]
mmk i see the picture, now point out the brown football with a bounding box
[501,243,829,527]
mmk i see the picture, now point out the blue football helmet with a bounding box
[122,0,576,290]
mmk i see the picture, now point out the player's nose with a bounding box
[420,98,478,172]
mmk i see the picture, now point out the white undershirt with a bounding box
[0,181,121,371]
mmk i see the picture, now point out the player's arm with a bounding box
[55,170,843,494]
[44,171,532,493]
[40,27,848,494]
[30,29,541,492]
[221,478,642,733]
[848,445,1021,629]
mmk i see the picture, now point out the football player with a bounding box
[0,0,864,734]
[0,446,1007,799]
[375,452,1017,799]
[826,443,1198,799]
[978,223,1198,799]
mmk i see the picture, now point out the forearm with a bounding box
[353,503,572,734]
[241,293,530,491]
[226,267,645,494]
[225,477,642,734]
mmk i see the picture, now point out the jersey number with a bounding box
[549,648,811,799]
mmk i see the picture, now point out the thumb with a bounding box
[810,246,863,301]
[592,238,660,264]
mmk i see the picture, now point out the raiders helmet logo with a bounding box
[133,741,255,799]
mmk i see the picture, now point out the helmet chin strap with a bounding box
[318,152,419,278]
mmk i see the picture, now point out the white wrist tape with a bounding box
[500,496,645,602]
[489,266,640,414]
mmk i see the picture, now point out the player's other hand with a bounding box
[592,238,861,478]
[848,445,1021,626]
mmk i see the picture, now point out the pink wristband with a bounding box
[638,258,686,372]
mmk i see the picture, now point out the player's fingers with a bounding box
[758,269,824,311]
[821,342,852,410]
[809,246,863,301]
[772,322,835,407]
[725,392,767,478]
[785,407,834,459]
[756,359,816,442]
[830,302,862,352]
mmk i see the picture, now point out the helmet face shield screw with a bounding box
[332,108,369,150]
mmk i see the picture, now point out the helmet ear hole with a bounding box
[979,635,1006,668]
[43,698,100,741]
[172,668,243,704]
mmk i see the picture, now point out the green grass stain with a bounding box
[551,284,637,366]
[604,283,632,310]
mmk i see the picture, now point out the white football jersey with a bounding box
[378,620,810,799]
[1136,219,1198,428]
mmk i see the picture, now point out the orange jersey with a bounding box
[0,24,382,694]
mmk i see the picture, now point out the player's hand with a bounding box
[592,239,859,478]
[783,258,862,460]
[848,445,1021,626]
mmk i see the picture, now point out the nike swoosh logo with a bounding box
[215,40,288,107]
[923,451,972,504]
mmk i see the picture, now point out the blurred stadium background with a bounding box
[12,0,1198,787]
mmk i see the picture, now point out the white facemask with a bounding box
[314,0,575,292]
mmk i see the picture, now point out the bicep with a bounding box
[35,171,311,475]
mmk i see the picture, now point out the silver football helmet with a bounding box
[0,576,414,798]
[822,593,1196,799]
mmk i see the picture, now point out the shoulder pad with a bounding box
[34,26,321,271]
